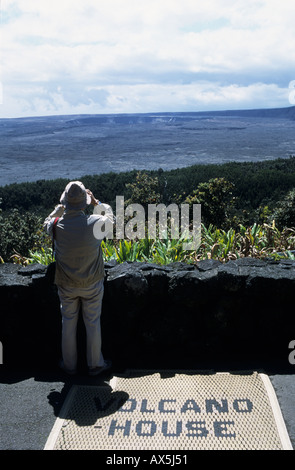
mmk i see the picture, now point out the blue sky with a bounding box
[1,0,295,118]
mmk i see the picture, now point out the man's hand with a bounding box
[86,189,100,206]
[49,204,65,218]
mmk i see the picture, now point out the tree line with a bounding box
[1,156,295,262]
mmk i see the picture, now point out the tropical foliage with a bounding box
[8,222,295,267]
[1,157,295,265]
[0,205,43,263]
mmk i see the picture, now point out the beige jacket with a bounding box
[43,203,114,288]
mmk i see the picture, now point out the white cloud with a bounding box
[1,0,295,117]
[1,81,288,117]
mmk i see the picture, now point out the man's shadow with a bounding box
[47,374,130,427]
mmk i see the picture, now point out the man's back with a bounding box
[54,210,105,288]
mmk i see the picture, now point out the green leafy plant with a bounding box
[27,247,54,265]
[184,178,236,228]
[0,208,43,262]
[6,221,295,266]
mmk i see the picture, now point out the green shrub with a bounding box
[270,189,295,229]
[183,178,236,228]
[0,207,43,262]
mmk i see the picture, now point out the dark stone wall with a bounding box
[1,259,295,372]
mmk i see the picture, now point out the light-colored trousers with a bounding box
[57,280,105,371]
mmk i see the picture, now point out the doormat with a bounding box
[44,371,292,450]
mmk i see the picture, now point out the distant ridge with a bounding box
[1,106,295,123]
[188,106,295,119]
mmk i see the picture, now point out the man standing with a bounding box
[44,181,113,376]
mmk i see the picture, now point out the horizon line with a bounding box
[1,105,295,121]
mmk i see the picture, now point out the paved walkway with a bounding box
[0,366,294,451]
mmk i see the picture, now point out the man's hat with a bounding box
[60,181,91,210]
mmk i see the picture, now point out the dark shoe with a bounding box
[88,359,112,376]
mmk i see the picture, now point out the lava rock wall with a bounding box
[1,259,295,372]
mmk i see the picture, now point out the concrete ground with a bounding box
[0,365,294,451]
